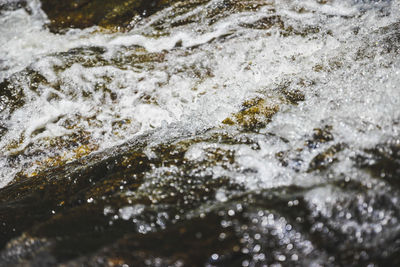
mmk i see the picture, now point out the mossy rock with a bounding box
[222,97,279,131]
[220,79,307,131]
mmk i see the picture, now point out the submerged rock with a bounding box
[0,125,399,266]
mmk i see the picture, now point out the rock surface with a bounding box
[40,0,175,32]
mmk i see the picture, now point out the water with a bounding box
[0,0,399,266]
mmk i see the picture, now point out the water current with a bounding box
[0,0,399,266]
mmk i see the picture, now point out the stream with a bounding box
[0,0,399,266]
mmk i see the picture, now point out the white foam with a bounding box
[119,204,145,220]
[0,0,399,190]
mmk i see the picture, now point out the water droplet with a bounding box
[211,253,219,260]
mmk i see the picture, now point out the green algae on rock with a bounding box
[222,97,279,130]
[221,83,306,131]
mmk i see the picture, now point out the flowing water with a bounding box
[0,0,399,266]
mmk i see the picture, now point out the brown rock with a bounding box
[39,0,174,32]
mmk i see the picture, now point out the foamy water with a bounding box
[1,0,400,264]
[1,0,399,187]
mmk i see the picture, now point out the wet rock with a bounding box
[0,148,151,264]
[66,182,400,267]
[240,15,284,30]
[146,0,275,35]
[356,21,400,60]
[277,79,307,105]
[1,1,400,265]
[0,46,168,175]
[0,0,26,13]
[378,21,400,54]
[0,77,25,115]
[0,128,399,265]
[356,140,400,188]
[0,132,244,263]
[66,211,242,266]
[52,46,166,71]
[39,0,176,32]
[222,97,279,131]
[276,126,336,172]
[306,126,334,149]
[308,143,346,172]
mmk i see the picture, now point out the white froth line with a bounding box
[4,113,68,155]
[302,0,358,17]
[109,25,232,52]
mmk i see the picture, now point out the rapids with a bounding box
[0,0,399,266]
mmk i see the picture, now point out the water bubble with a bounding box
[277,254,286,261]
[118,204,145,220]
[103,206,114,215]
[219,232,226,240]
[215,189,228,202]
